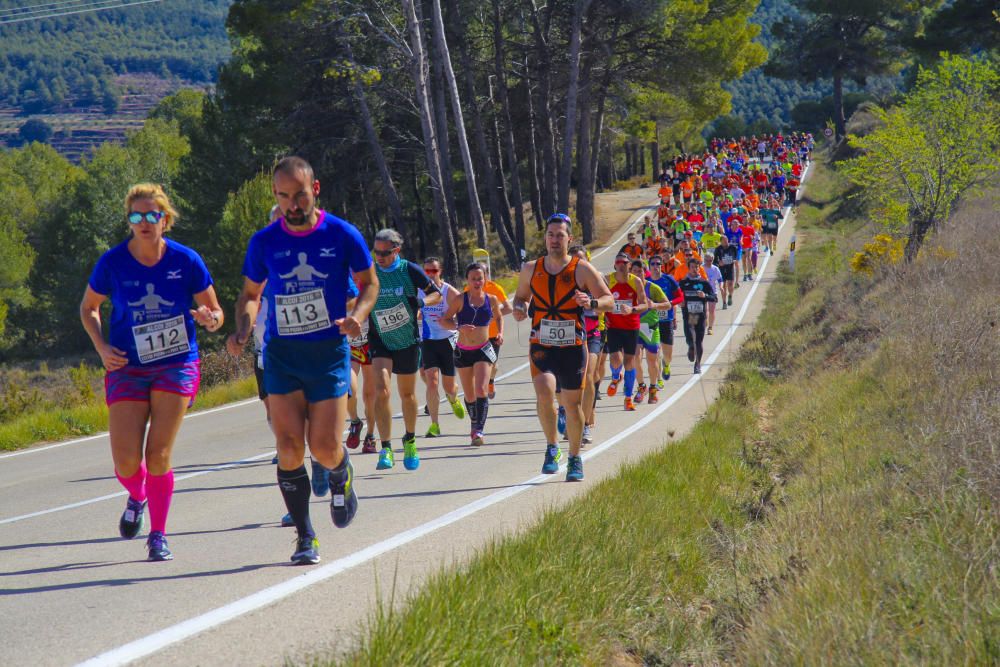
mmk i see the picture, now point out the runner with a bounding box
[715,234,739,309]
[442,262,503,446]
[630,259,668,405]
[346,289,377,454]
[703,253,723,335]
[760,196,781,255]
[476,265,512,401]
[679,257,717,374]
[619,232,644,261]
[569,245,600,444]
[81,183,224,562]
[419,256,466,437]
[512,213,613,481]
[368,228,440,472]
[228,156,376,565]
[739,216,757,281]
[253,204,283,465]
[604,252,649,411]
[646,255,683,383]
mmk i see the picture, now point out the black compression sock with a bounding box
[465,400,477,427]
[475,397,489,431]
[330,450,350,484]
[277,465,314,539]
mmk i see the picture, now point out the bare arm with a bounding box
[80,286,127,371]
[573,261,614,312]
[337,264,379,338]
[511,260,535,321]
[226,277,264,356]
[440,290,463,331]
[191,285,224,332]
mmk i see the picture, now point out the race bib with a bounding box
[348,319,369,348]
[373,302,411,334]
[687,301,705,314]
[275,289,331,336]
[539,318,575,347]
[132,315,190,364]
[481,341,498,363]
[658,306,673,322]
[614,299,632,314]
[720,256,733,265]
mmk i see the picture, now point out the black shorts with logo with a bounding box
[454,341,497,369]
[421,337,456,376]
[605,328,639,356]
[529,343,587,391]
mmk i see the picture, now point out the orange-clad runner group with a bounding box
[80,132,812,564]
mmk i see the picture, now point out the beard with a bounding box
[284,205,312,227]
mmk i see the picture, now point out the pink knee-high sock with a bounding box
[146,470,175,534]
[115,462,147,502]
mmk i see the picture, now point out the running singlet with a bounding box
[421,282,456,342]
[648,274,680,322]
[89,239,212,366]
[641,281,667,328]
[606,273,642,330]
[679,276,715,315]
[528,256,585,347]
[243,211,372,343]
[371,259,434,351]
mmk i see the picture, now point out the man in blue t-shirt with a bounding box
[227,156,378,566]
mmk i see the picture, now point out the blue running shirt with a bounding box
[243,211,372,343]
[88,239,213,366]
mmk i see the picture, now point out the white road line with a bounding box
[76,174,806,667]
[0,362,529,526]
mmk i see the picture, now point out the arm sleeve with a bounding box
[668,278,684,306]
[407,263,438,295]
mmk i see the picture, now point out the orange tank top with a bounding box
[529,256,584,347]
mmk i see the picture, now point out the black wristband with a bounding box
[589,298,598,310]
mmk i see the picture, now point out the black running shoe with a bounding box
[146,531,173,561]
[119,497,147,540]
[687,346,695,362]
[291,535,320,565]
[330,458,358,528]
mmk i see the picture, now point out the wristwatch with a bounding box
[589,298,598,310]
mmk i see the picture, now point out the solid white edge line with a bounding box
[76,168,808,667]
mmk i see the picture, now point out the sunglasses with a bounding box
[128,211,163,225]
[424,268,440,274]
[374,249,397,258]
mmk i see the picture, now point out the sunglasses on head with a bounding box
[128,211,163,225]
[374,248,397,258]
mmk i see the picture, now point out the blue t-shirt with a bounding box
[88,238,213,366]
[648,274,680,322]
[243,211,372,343]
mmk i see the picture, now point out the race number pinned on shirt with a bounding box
[658,306,673,322]
[348,319,369,348]
[132,315,190,364]
[373,302,411,334]
[274,289,332,336]
[614,299,632,314]
[539,318,575,347]
[687,301,705,314]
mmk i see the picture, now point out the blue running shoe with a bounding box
[310,458,330,497]
[541,445,563,474]
[557,406,567,435]
[376,447,394,470]
[146,531,173,561]
[291,535,320,565]
[330,459,358,528]
[119,497,146,540]
[403,436,419,471]
[566,455,584,482]
[281,513,294,527]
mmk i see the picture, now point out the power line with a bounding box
[0,0,163,25]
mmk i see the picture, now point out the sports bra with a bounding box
[456,292,492,328]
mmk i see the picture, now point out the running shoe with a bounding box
[565,455,584,482]
[362,434,377,454]
[722,301,728,310]
[624,396,636,411]
[310,458,330,497]
[376,446,394,470]
[708,327,714,335]
[728,294,733,306]
[403,436,420,471]
[488,381,496,399]
[146,531,173,562]
[271,454,279,464]
[734,281,740,290]
[607,378,620,397]
[557,406,567,435]
[541,445,563,474]
[657,378,665,390]
[688,346,695,362]
[582,425,593,445]
[648,387,659,404]
[346,419,363,449]
[471,431,485,447]
[635,383,647,404]
[426,422,441,438]
[330,458,358,528]
[693,363,702,374]
[281,512,294,527]
[291,535,320,565]
[422,404,429,416]
[119,497,147,540]
[661,360,671,381]
[449,397,466,419]
[595,389,602,401]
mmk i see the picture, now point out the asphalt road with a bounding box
[0,176,805,667]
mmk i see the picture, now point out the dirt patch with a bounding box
[592,184,660,247]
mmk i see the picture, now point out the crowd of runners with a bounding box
[80,133,812,564]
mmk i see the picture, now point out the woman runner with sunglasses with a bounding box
[80,184,224,561]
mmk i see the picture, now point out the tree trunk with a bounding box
[430,0,488,248]
[528,1,557,218]
[639,142,646,177]
[650,121,660,180]
[430,49,461,244]
[402,0,458,277]
[575,61,595,243]
[492,0,526,252]
[346,46,404,236]
[833,72,846,141]
[557,0,592,213]
[904,214,933,262]
[524,64,544,230]
[411,165,429,260]
[487,76,520,267]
